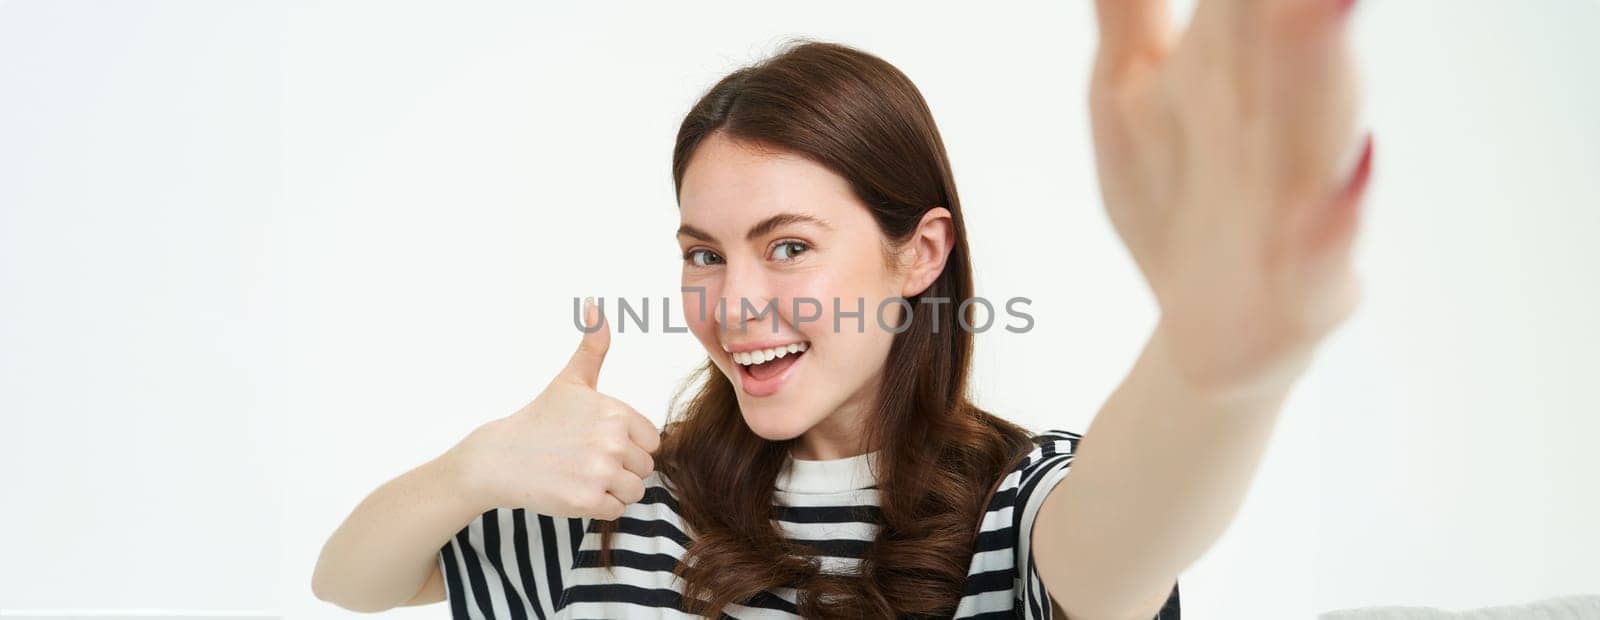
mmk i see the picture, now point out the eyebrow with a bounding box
[676,212,833,243]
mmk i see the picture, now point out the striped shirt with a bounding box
[439,429,1181,619]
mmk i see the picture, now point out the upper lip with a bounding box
[721,338,808,353]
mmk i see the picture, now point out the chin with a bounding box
[737,399,817,442]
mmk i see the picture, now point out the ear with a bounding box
[899,207,955,298]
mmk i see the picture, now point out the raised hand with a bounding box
[446,298,662,520]
[1089,0,1372,393]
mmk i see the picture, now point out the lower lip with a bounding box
[736,349,806,397]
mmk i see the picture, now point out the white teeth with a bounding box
[732,342,809,366]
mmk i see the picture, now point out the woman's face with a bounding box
[676,132,923,457]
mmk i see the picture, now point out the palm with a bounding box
[1089,0,1372,391]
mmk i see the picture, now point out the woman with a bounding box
[314,0,1369,617]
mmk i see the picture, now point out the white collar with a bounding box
[775,449,881,494]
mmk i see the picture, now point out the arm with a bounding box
[313,301,659,612]
[1037,0,1372,616]
[402,562,446,606]
[1032,319,1296,620]
[312,450,481,612]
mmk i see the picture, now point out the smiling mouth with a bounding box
[733,342,808,382]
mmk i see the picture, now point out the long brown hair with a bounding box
[596,38,1037,618]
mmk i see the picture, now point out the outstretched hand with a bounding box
[1090,0,1372,393]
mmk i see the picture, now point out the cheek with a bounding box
[768,274,835,338]
[774,270,899,363]
[682,284,721,351]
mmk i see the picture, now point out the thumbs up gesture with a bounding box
[447,298,662,520]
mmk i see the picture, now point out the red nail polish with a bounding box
[1342,132,1374,200]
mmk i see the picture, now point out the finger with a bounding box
[1264,0,1357,43]
[592,492,626,521]
[617,441,655,479]
[560,297,611,388]
[606,469,646,506]
[625,410,661,455]
[1261,0,1362,207]
[1280,131,1370,340]
[1295,131,1372,262]
[599,394,662,454]
[1184,0,1250,69]
[1093,0,1174,65]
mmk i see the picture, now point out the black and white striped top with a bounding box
[439,429,1181,619]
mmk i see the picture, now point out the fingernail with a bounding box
[1342,131,1374,200]
[584,296,597,327]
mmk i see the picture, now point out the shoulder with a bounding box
[1027,428,1082,454]
[985,428,1083,495]
[1010,428,1082,478]
[989,428,1081,526]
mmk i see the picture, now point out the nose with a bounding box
[717,258,775,336]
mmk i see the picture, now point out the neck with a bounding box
[788,366,888,460]
[790,395,879,461]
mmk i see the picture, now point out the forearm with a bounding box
[312,450,485,612]
[1034,317,1304,619]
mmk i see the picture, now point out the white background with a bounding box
[1,1,1597,618]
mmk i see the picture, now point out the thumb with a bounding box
[560,296,610,388]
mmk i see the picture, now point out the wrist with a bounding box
[1148,315,1314,407]
[430,442,494,516]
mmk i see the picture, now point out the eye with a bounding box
[771,240,809,261]
[683,248,724,267]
